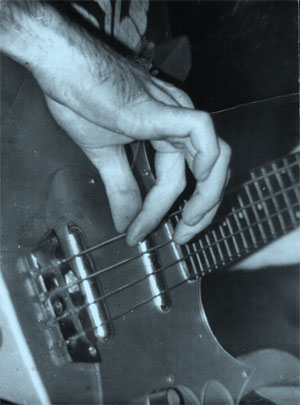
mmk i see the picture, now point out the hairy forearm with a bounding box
[0,1,110,80]
[0,0,143,130]
[1,1,118,106]
[1,1,61,66]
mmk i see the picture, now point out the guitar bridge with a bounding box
[27,225,114,363]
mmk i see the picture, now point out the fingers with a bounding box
[91,145,142,233]
[173,139,231,244]
[174,205,220,245]
[46,97,142,233]
[126,151,186,246]
[150,76,194,109]
[138,106,220,181]
[124,80,227,245]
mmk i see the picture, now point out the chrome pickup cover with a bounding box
[27,226,114,363]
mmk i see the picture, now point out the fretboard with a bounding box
[170,151,300,278]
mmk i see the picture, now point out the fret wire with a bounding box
[194,201,299,268]
[193,220,297,274]
[218,224,234,258]
[171,182,299,277]
[193,201,298,274]
[186,241,198,274]
[237,194,258,246]
[171,184,298,231]
[283,156,299,198]
[58,204,296,322]
[198,238,211,269]
[212,229,225,263]
[233,184,297,216]
[261,166,290,235]
[181,185,299,257]
[224,216,240,256]
[184,220,297,278]
[184,240,198,275]
[271,163,295,228]
[245,184,267,241]
[233,158,299,193]
[283,156,299,190]
[232,207,250,252]
[252,170,277,237]
[66,215,293,334]
[192,241,205,276]
[208,231,222,263]
[271,164,289,230]
[204,234,218,269]
[214,185,298,236]
[283,157,299,224]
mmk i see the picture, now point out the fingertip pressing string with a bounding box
[34,148,299,340]
[49,208,298,340]
[41,156,299,296]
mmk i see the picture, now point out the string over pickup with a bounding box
[27,225,114,363]
[139,236,171,312]
[65,224,114,343]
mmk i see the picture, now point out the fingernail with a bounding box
[127,233,146,246]
[199,170,209,182]
[184,214,204,226]
[174,232,193,245]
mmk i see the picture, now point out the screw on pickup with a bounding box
[27,225,114,363]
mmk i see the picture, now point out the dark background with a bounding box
[168,0,298,112]
[165,0,299,360]
[1,2,298,403]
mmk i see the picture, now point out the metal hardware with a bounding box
[27,226,114,363]
[139,235,171,312]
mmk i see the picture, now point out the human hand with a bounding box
[44,61,230,246]
[1,1,231,246]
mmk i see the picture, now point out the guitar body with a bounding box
[1,56,256,404]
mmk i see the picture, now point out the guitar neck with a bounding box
[171,152,300,278]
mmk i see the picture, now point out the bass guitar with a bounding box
[1,56,299,405]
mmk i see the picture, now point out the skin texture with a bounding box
[1,2,298,269]
[0,1,231,246]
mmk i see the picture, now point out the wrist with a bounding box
[0,1,104,97]
[1,2,57,66]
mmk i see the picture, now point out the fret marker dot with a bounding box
[257,203,263,210]
[223,221,227,227]
[238,212,244,219]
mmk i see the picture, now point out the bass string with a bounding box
[49,214,298,327]
[42,183,299,298]
[210,92,299,116]
[45,239,171,298]
[39,97,300,271]
[66,278,190,343]
[59,220,298,343]
[50,157,299,267]
[59,233,126,265]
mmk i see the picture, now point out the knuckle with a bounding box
[176,89,194,108]
[212,146,220,163]
[198,110,213,127]
[175,176,187,194]
[163,82,194,109]
[220,139,232,159]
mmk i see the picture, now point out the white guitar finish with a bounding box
[0,272,50,405]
